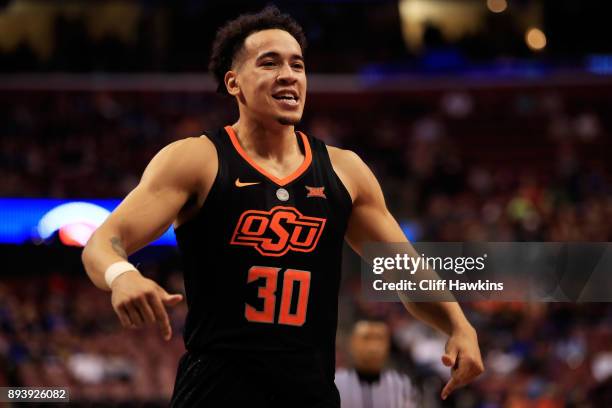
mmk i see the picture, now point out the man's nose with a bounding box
[277,63,297,84]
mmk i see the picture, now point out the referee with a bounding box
[335,319,418,408]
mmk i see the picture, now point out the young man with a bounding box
[82,7,483,407]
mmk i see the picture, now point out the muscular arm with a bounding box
[329,146,483,399]
[82,136,216,289]
[81,136,216,339]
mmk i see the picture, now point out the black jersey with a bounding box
[174,126,352,385]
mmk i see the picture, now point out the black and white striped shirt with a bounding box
[335,368,418,408]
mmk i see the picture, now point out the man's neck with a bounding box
[231,118,300,161]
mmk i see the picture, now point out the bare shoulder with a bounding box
[158,134,216,164]
[326,145,361,167]
[143,134,217,192]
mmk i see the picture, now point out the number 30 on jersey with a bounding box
[245,266,310,326]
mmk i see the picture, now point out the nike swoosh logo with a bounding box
[235,178,261,187]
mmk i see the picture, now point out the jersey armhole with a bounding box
[174,132,222,235]
[325,145,356,207]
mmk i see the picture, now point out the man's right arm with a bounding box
[81,136,217,339]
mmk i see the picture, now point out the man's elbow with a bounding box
[81,227,108,273]
[81,230,111,291]
[81,231,96,274]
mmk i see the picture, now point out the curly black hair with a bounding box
[209,6,307,95]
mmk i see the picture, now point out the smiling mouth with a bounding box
[273,95,299,102]
[272,94,299,106]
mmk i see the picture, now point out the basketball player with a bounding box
[82,7,483,407]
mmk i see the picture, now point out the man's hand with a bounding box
[440,325,484,400]
[110,270,184,341]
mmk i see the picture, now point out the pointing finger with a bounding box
[138,295,157,325]
[126,302,145,327]
[150,292,173,341]
[115,304,133,328]
[441,376,460,400]
[441,355,477,400]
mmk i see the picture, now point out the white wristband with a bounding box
[105,261,137,288]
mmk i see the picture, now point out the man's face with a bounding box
[227,29,307,126]
[350,321,391,374]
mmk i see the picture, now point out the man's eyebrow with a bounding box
[256,51,304,62]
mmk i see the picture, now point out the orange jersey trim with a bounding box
[224,125,312,187]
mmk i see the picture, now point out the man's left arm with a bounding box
[329,147,484,400]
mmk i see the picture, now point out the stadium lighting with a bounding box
[487,0,507,14]
[525,27,546,51]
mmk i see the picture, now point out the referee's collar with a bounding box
[355,369,381,385]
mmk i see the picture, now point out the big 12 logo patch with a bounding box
[230,206,326,256]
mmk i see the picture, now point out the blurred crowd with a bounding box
[0,263,186,405]
[0,87,611,406]
[2,87,611,242]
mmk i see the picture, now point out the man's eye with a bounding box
[293,64,305,70]
[261,61,275,66]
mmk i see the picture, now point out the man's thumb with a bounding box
[442,342,458,367]
[442,353,456,367]
[161,292,184,306]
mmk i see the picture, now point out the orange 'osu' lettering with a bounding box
[230,206,326,256]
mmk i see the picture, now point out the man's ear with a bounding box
[225,71,239,96]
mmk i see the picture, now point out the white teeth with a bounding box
[274,93,297,100]
[276,97,298,105]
